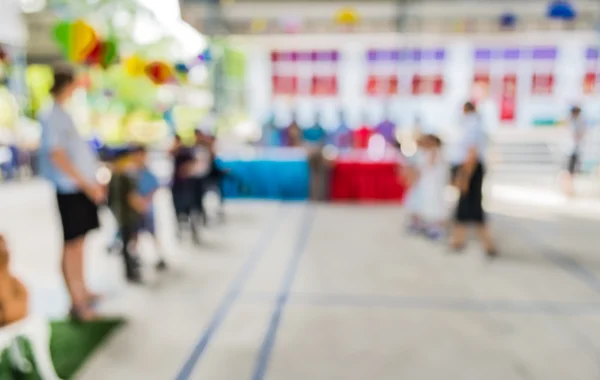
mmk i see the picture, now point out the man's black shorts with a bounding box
[567,153,579,174]
[56,192,100,242]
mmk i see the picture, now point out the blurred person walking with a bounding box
[449,102,496,257]
[169,135,195,237]
[169,134,208,242]
[108,146,167,271]
[107,146,151,283]
[191,129,213,223]
[402,134,448,239]
[563,106,587,197]
[419,134,449,240]
[38,64,104,320]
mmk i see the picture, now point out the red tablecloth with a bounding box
[330,159,407,202]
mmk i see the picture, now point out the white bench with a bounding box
[0,316,62,380]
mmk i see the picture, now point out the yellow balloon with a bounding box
[251,18,267,33]
[70,20,97,63]
[335,7,360,25]
[124,56,147,77]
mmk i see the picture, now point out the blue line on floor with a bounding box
[250,205,315,380]
[240,291,600,315]
[174,205,287,380]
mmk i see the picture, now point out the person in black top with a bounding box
[205,135,228,206]
[170,135,195,220]
[190,130,212,222]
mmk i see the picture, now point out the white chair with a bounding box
[0,316,62,380]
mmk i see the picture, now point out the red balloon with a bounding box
[145,61,173,85]
[84,40,102,65]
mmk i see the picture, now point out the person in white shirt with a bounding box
[449,102,496,257]
[563,106,586,196]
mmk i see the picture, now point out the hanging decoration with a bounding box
[250,18,268,33]
[50,19,209,87]
[499,12,517,29]
[124,55,147,77]
[53,20,99,63]
[174,62,190,74]
[198,48,213,63]
[94,39,119,68]
[547,0,576,21]
[335,7,360,26]
[145,61,174,85]
[173,63,190,84]
[84,38,119,68]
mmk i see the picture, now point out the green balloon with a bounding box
[100,39,118,68]
[53,21,71,49]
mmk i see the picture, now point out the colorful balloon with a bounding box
[99,39,118,68]
[124,55,147,76]
[84,39,102,65]
[335,7,360,25]
[52,20,99,63]
[145,61,173,85]
[174,62,189,74]
[198,49,212,63]
[52,21,71,48]
[71,20,98,62]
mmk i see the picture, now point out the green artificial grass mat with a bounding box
[0,318,124,380]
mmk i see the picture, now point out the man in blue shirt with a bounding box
[38,64,104,321]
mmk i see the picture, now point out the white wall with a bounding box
[189,0,600,20]
[237,31,600,132]
[0,0,28,46]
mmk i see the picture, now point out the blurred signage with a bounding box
[365,48,445,96]
[365,50,399,96]
[472,47,520,122]
[583,48,599,95]
[411,49,445,96]
[500,74,517,122]
[473,46,558,123]
[271,50,339,97]
[530,47,556,95]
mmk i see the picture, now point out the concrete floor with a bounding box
[1,180,600,380]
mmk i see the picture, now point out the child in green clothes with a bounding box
[107,146,150,283]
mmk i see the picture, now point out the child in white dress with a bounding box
[402,135,428,232]
[419,135,448,239]
[402,134,448,239]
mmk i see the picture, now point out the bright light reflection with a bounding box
[367,134,386,161]
[401,140,417,157]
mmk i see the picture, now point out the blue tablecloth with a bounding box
[217,155,309,200]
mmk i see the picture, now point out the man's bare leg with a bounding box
[62,237,96,319]
[477,223,497,257]
[450,223,467,250]
[563,172,575,197]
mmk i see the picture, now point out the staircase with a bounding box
[487,131,562,186]
[488,128,600,186]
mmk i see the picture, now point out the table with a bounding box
[329,150,407,202]
[217,148,310,200]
